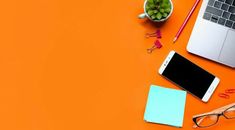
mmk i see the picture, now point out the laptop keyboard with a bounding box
[203,0,235,29]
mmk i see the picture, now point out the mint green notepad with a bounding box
[144,85,187,127]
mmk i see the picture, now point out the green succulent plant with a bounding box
[146,0,172,21]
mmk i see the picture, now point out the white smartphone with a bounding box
[159,51,220,102]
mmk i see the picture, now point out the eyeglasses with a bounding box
[192,103,235,128]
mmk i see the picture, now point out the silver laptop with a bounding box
[187,0,235,68]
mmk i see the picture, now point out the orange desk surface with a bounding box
[0,0,234,130]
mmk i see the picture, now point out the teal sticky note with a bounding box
[144,85,187,127]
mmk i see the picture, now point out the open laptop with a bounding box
[187,0,235,68]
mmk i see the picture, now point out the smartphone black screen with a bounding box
[162,53,215,99]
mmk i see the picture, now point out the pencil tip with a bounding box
[173,37,177,43]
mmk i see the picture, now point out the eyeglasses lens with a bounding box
[196,115,218,127]
[224,106,235,119]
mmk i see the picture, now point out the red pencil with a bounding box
[173,0,200,43]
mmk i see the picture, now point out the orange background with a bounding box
[0,0,234,130]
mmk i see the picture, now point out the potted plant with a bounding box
[139,0,173,22]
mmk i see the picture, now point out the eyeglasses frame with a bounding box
[192,103,235,128]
